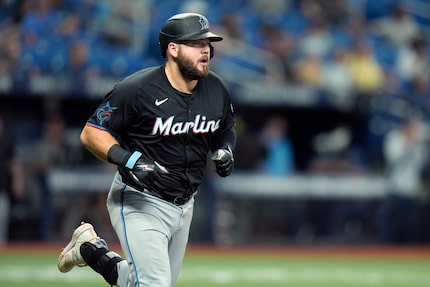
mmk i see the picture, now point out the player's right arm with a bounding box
[80,123,168,189]
[80,124,119,163]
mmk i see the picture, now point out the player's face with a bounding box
[174,39,211,80]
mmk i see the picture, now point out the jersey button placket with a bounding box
[187,107,192,147]
[184,97,192,187]
[186,102,191,151]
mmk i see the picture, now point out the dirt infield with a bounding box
[2,242,430,259]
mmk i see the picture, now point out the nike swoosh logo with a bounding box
[155,98,169,106]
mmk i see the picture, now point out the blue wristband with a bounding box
[125,151,142,169]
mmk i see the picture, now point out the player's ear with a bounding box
[167,42,179,58]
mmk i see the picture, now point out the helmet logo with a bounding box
[198,16,209,30]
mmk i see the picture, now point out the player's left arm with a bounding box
[211,127,236,152]
[210,86,237,177]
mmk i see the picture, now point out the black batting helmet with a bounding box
[159,13,223,58]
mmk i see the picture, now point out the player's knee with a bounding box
[80,241,124,285]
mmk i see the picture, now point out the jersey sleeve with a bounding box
[210,84,237,150]
[218,85,236,133]
[86,80,137,138]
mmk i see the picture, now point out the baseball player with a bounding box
[57,12,236,287]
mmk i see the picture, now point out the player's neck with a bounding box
[164,63,197,94]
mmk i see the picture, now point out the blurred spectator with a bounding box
[369,3,421,47]
[298,0,325,25]
[67,39,91,74]
[376,116,429,243]
[320,0,350,27]
[298,15,333,58]
[345,40,384,95]
[98,5,134,47]
[55,12,83,42]
[23,114,73,240]
[295,53,323,89]
[20,0,62,48]
[0,22,31,92]
[258,116,294,175]
[395,37,429,89]
[258,23,298,83]
[407,76,430,119]
[321,47,355,110]
[309,125,365,175]
[0,116,23,246]
[343,13,369,42]
[18,0,63,76]
[212,13,284,84]
[57,39,99,93]
[84,0,150,53]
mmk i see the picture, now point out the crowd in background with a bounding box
[0,0,428,100]
[0,0,430,244]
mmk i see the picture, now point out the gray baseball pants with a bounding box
[106,172,194,287]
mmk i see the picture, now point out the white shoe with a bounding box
[58,222,100,273]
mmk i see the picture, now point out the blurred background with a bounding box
[0,0,429,247]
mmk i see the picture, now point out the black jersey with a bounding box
[87,65,235,197]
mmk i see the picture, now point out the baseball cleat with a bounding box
[58,222,100,273]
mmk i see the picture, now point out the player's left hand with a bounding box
[211,147,234,177]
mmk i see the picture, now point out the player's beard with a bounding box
[174,50,209,80]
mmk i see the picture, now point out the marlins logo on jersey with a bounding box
[96,101,117,125]
[151,114,220,136]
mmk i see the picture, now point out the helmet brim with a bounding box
[175,31,223,42]
[200,32,223,42]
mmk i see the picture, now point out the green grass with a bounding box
[1,250,429,287]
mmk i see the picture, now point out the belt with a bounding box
[145,189,194,205]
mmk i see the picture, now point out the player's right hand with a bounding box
[128,158,169,189]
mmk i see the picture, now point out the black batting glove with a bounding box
[128,159,169,189]
[211,146,234,177]
[108,144,169,189]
